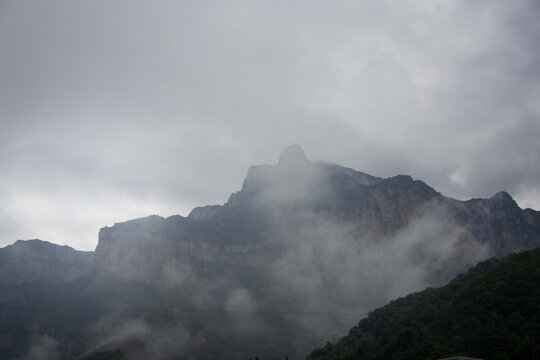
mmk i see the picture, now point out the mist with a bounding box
[2,142,532,359]
[1,0,539,358]
[13,336,59,360]
[80,151,492,358]
[239,155,491,352]
[83,317,190,360]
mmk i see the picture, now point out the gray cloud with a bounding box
[1,0,539,249]
[263,209,490,344]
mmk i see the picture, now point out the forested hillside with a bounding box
[307,248,540,360]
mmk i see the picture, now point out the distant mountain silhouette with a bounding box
[0,239,92,285]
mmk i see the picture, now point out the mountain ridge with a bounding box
[92,149,540,287]
[1,146,539,359]
[0,239,93,285]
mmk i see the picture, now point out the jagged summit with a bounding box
[490,190,515,203]
[278,144,310,167]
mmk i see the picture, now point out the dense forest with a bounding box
[307,248,540,360]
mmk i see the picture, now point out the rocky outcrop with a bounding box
[0,239,93,285]
[452,191,540,256]
[93,215,271,286]
[278,144,310,167]
[93,146,540,286]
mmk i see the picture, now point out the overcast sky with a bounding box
[1,0,539,250]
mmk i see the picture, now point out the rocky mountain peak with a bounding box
[490,190,518,207]
[96,148,540,290]
[278,144,310,167]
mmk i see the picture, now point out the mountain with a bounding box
[1,145,539,359]
[306,247,540,360]
[93,145,540,287]
[0,239,92,285]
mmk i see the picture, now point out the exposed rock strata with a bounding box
[93,147,540,286]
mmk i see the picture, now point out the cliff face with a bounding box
[451,191,540,255]
[0,239,93,285]
[93,214,273,286]
[93,146,540,286]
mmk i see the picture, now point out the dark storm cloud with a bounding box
[0,0,539,249]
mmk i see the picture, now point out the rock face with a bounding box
[0,239,93,285]
[93,146,540,286]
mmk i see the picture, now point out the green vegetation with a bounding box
[307,248,540,360]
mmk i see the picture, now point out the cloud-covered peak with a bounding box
[278,144,310,167]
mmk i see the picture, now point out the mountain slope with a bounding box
[0,273,162,360]
[307,247,540,360]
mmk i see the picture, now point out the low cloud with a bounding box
[265,205,490,339]
[83,317,190,360]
